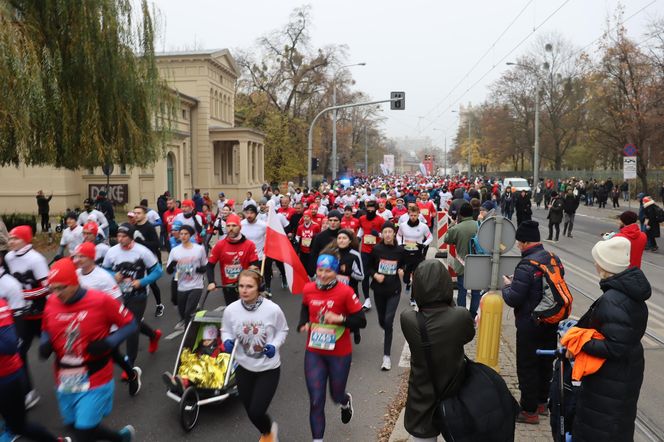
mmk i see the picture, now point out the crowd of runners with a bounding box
[0,174,661,441]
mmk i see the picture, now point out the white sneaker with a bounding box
[174,320,186,331]
[381,355,392,371]
[409,299,417,307]
[362,298,372,311]
[270,421,279,442]
[25,389,40,410]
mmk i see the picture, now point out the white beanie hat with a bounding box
[591,236,631,274]
[202,325,218,340]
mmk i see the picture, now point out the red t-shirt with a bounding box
[340,216,360,234]
[278,207,296,221]
[163,208,182,233]
[0,299,23,377]
[417,201,436,226]
[297,222,321,254]
[302,282,363,356]
[359,215,385,254]
[208,237,259,285]
[42,289,134,389]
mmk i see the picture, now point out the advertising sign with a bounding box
[623,156,637,180]
[383,154,395,174]
[89,184,128,205]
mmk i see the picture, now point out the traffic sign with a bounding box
[477,216,517,255]
[623,144,637,156]
[463,255,522,290]
[623,156,637,180]
[390,91,405,110]
[102,163,114,176]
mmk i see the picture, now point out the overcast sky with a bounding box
[153,0,662,146]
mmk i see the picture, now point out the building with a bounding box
[0,49,265,215]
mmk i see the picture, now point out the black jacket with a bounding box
[547,197,564,224]
[157,195,168,215]
[134,222,160,258]
[95,198,115,221]
[562,194,580,214]
[36,195,52,214]
[644,204,661,238]
[573,267,650,442]
[369,243,405,294]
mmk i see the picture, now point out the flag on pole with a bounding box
[264,201,309,295]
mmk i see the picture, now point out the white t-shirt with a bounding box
[102,242,158,297]
[78,209,109,230]
[241,219,267,260]
[221,298,289,372]
[60,225,84,255]
[5,247,50,290]
[95,242,110,263]
[0,270,26,311]
[167,243,208,291]
[147,209,161,226]
[378,209,394,221]
[243,199,257,210]
[77,267,122,299]
[173,212,203,233]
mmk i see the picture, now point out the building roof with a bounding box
[156,49,240,78]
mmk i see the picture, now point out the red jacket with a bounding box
[615,224,647,269]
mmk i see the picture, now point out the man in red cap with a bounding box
[296,210,321,277]
[5,225,50,409]
[162,197,182,252]
[82,221,109,264]
[207,214,260,305]
[41,258,137,441]
[173,199,204,242]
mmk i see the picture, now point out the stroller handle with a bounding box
[536,348,566,357]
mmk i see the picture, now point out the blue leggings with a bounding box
[304,350,352,439]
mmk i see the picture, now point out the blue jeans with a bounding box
[456,274,480,318]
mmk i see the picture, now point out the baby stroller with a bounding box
[164,286,238,431]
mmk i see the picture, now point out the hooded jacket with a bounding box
[400,260,475,438]
[573,267,650,442]
[449,188,467,220]
[443,216,478,275]
[615,223,647,268]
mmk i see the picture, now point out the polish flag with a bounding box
[264,201,309,295]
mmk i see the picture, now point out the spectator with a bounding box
[36,190,53,233]
[193,188,204,213]
[547,191,564,242]
[562,187,580,239]
[642,196,660,252]
[612,211,647,269]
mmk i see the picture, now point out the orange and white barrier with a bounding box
[436,211,457,281]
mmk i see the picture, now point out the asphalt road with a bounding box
[21,261,410,442]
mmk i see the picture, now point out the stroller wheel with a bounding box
[179,386,200,432]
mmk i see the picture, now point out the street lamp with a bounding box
[332,62,366,181]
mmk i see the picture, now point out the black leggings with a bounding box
[0,370,58,441]
[360,252,372,301]
[40,213,49,232]
[123,296,156,365]
[264,258,286,291]
[17,317,41,391]
[150,282,162,305]
[374,288,401,356]
[176,289,203,323]
[548,222,560,240]
[235,366,280,435]
[222,287,239,305]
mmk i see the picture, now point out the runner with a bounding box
[296,210,321,277]
[81,222,109,264]
[54,213,84,260]
[369,222,406,370]
[335,230,364,294]
[173,199,204,242]
[40,258,137,442]
[162,197,182,252]
[5,225,50,409]
[417,191,437,233]
[77,199,109,239]
[102,223,163,370]
[357,200,384,311]
[166,225,208,328]
[72,242,141,397]
[298,254,367,442]
[206,214,260,305]
[397,205,433,306]
[221,269,288,442]
[340,206,360,234]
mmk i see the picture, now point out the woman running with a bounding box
[222,269,288,442]
[298,254,367,442]
[335,230,364,292]
[369,222,405,370]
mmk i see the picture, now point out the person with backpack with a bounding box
[642,196,662,252]
[547,191,564,242]
[502,220,562,424]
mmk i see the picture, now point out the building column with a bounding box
[259,143,265,183]
[237,140,250,186]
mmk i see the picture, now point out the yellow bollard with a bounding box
[475,291,503,372]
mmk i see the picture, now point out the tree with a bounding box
[0,0,170,169]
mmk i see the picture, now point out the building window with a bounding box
[182,109,187,119]
[220,74,223,84]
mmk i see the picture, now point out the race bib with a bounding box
[363,235,376,245]
[302,237,312,248]
[378,259,398,275]
[421,208,429,216]
[404,241,418,251]
[119,279,133,294]
[175,262,194,282]
[308,324,340,351]
[58,366,90,393]
[336,275,350,285]
[224,264,242,280]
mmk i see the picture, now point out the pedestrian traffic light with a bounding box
[390,91,405,110]
[312,157,319,170]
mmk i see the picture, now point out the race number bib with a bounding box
[301,237,312,248]
[224,264,242,280]
[378,259,398,275]
[421,208,429,216]
[119,279,133,294]
[175,262,194,282]
[308,324,341,351]
[363,235,376,245]
[58,367,90,393]
[404,241,418,251]
[336,275,350,285]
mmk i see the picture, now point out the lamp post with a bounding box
[332,62,366,181]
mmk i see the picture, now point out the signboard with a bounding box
[623,156,637,180]
[477,216,516,254]
[463,255,522,290]
[423,159,434,176]
[89,184,128,205]
[623,144,637,156]
[383,154,395,174]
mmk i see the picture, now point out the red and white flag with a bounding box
[264,201,309,295]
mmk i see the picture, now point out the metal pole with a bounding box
[534,78,540,189]
[364,126,368,174]
[467,114,472,177]
[444,135,447,176]
[489,216,504,291]
[332,85,337,181]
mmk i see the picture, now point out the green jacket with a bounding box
[443,216,478,275]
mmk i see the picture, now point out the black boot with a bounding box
[563,223,568,236]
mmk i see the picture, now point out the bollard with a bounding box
[475,291,503,372]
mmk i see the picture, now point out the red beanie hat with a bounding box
[182,199,195,208]
[9,225,33,244]
[226,214,241,226]
[48,258,79,287]
[82,222,98,235]
[75,242,96,260]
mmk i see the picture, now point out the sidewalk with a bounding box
[389,308,552,442]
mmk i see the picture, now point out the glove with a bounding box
[263,344,276,358]
[87,339,112,355]
[166,260,178,274]
[195,266,207,274]
[370,229,379,237]
[223,339,234,354]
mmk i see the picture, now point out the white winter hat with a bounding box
[591,236,631,274]
[202,325,218,340]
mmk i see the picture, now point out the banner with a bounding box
[383,154,395,174]
[88,184,128,205]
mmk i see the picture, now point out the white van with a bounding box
[502,177,531,193]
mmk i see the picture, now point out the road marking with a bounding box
[398,342,410,368]
[165,330,184,340]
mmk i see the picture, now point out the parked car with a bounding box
[502,177,531,194]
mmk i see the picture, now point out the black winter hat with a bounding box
[117,222,136,238]
[515,220,540,243]
[459,203,473,218]
[327,210,342,220]
[382,221,396,232]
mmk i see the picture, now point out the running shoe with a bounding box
[24,389,40,410]
[259,421,279,442]
[128,367,142,396]
[537,403,549,416]
[381,355,392,371]
[516,410,539,424]
[155,304,164,317]
[57,438,72,442]
[340,393,354,424]
[119,425,136,442]
[281,279,288,289]
[264,290,273,299]
[148,329,162,353]
[362,298,372,311]
[409,299,417,307]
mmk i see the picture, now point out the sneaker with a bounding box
[155,304,164,317]
[149,329,162,353]
[409,299,417,307]
[161,371,177,392]
[57,438,72,442]
[340,393,353,424]
[259,421,279,442]
[362,298,372,311]
[24,389,40,410]
[264,290,273,299]
[174,320,186,331]
[516,410,539,425]
[567,234,573,238]
[119,425,136,442]
[381,355,392,371]
[128,367,142,396]
[537,403,549,416]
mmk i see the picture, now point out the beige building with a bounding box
[0,49,265,215]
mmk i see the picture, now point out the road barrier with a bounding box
[436,211,457,281]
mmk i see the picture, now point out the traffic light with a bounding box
[390,91,405,110]
[311,157,319,170]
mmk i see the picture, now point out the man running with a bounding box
[77,199,109,239]
[55,213,84,261]
[357,201,384,311]
[132,205,164,317]
[397,205,433,306]
[82,222,109,264]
